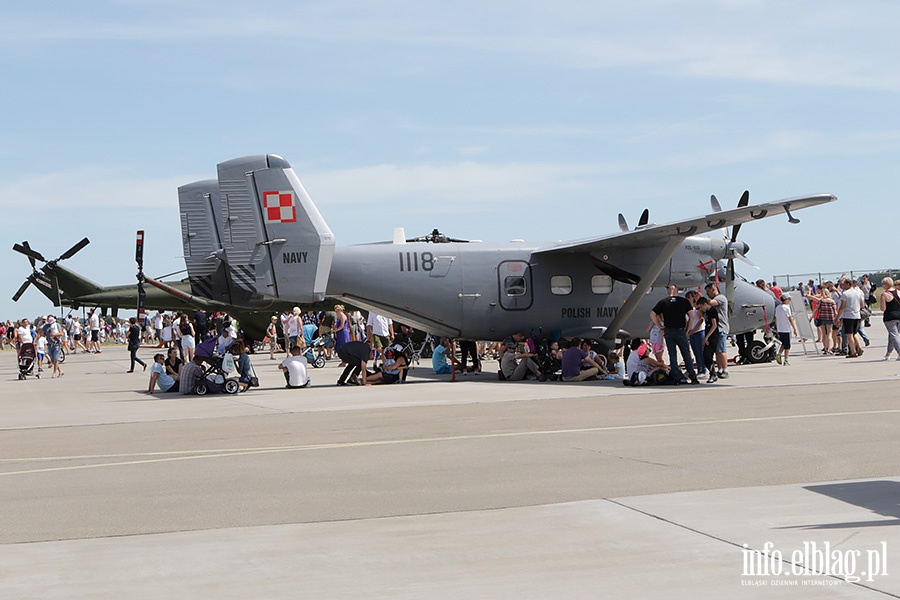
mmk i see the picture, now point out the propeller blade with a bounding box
[637,208,649,228]
[734,252,759,269]
[729,191,750,242]
[13,242,46,264]
[617,213,628,232]
[726,258,736,317]
[49,274,61,307]
[710,194,722,213]
[12,279,32,302]
[58,237,90,261]
[22,241,37,269]
[404,229,466,243]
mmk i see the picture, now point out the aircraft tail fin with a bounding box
[45,264,104,306]
[179,154,334,306]
[178,179,229,302]
[217,154,334,303]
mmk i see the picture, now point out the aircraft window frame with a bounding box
[497,260,533,310]
[550,275,572,295]
[591,275,613,294]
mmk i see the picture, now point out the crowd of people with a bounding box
[4,272,898,391]
[421,274,900,387]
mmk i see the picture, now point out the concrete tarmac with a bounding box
[1,322,899,598]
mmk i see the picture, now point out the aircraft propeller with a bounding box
[11,238,90,305]
[406,229,469,243]
[135,230,147,316]
[713,191,753,315]
[617,208,651,232]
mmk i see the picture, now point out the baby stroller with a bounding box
[303,335,327,368]
[529,335,562,381]
[192,337,241,395]
[17,342,38,380]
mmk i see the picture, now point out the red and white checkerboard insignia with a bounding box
[263,191,296,223]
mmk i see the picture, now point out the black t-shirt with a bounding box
[165,357,184,375]
[652,296,693,330]
[127,324,141,348]
[339,341,371,362]
[194,310,208,335]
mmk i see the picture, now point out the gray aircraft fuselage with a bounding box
[327,242,777,342]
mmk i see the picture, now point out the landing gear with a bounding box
[747,339,774,364]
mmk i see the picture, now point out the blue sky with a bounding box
[2,0,898,320]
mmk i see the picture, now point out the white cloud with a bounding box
[301,161,596,209]
[0,168,195,211]
[5,1,900,90]
[457,146,490,156]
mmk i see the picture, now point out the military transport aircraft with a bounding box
[12,154,835,353]
[166,154,835,352]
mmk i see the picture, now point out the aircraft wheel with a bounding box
[195,383,208,396]
[224,379,240,394]
[314,356,326,369]
[747,340,770,364]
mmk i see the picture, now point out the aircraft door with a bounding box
[498,260,532,310]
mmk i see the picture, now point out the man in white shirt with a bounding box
[215,329,234,355]
[281,309,294,353]
[837,278,866,358]
[366,312,394,354]
[88,309,101,353]
[774,294,799,366]
[153,312,164,343]
[279,346,311,388]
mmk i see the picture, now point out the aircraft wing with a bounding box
[532,193,836,255]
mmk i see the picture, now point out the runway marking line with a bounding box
[2,407,900,478]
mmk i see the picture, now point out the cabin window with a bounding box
[591,275,613,294]
[504,276,527,297]
[550,275,572,295]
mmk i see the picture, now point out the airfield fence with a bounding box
[772,269,900,289]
